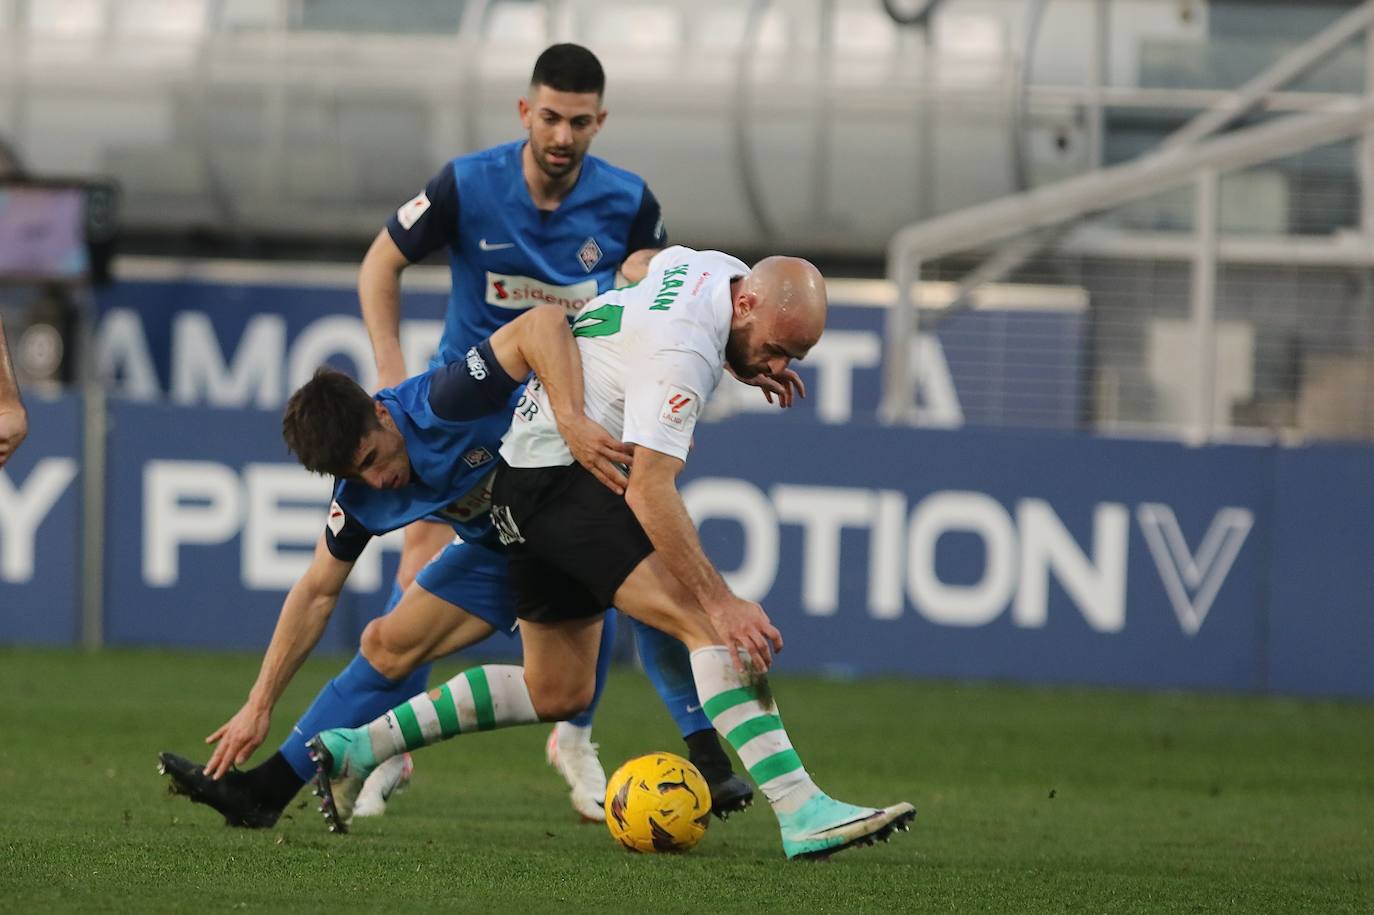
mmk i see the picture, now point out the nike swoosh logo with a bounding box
[479,238,515,251]
[686,703,702,713]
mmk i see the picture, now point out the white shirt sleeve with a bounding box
[621,346,718,462]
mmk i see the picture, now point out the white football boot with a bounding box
[351,752,414,819]
[545,725,608,822]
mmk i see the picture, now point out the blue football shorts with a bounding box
[412,536,519,637]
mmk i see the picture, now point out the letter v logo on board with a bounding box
[1136,504,1253,636]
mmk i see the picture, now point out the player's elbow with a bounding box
[512,304,568,353]
[525,303,567,337]
[624,475,652,521]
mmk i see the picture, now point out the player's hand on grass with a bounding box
[705,595,784,675]
[0,403,28,469]
[205,701,272,779]
[561,414,634,495]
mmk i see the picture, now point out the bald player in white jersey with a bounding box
[499,246,754,468]
[309,247,914,859]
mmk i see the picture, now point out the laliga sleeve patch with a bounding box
[327,501,347,536]
[659,385,699,430]
[396,190,431,230]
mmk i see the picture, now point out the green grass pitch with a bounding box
[1,647,1371,914]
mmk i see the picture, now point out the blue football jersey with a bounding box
[385,140,667,367]
[323,366,519,561]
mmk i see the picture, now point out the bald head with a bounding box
[726,255,827,380]
[741,256,827,335]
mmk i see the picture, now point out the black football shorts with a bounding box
[490,460,653,624]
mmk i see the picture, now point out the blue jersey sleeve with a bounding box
[627,184,667,253]
[427,338,522,421]
[385,164,461,263]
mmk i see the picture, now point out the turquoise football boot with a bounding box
[306,727,377,834]
[779,793,916,860]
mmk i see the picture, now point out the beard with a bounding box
[724,334,761,379]
[530,138,580,179]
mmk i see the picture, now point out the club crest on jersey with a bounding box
[659,385,698,430]
[396,190,431,230]
[462,446,494,468]
[577,236,603,272]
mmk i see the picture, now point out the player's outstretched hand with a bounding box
[204,701,272,779]
[705,595,784,675]
[737,368,806,408]
[0,404,28,469]
[561,414,634,495]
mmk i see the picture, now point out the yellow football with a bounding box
[604,752,711,853]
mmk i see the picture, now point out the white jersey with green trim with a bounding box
[499,245,749,468]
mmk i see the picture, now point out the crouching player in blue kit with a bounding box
[158,305,752,829]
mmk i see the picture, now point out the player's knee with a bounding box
[360,618,421,681]
[534,694,593,722]
[526,677,595,722]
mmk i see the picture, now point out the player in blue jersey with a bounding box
[352,43,754,816]
[160,304,646,827]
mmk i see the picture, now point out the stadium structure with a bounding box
[1,2,1372,912]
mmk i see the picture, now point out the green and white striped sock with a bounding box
[364,664,539,761]
[689,646,820,816]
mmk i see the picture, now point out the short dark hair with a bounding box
[282,367,379,477]
[530,43,605,97]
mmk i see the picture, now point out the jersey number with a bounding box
[571,303,623,338]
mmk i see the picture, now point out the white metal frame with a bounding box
[883,1,1374,435]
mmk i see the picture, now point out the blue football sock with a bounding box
[633,617,712,738]
[279,651,430,781]
[566,609,617,728]
[380,580,404,614]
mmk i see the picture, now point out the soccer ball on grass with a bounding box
[604,752,711,853]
